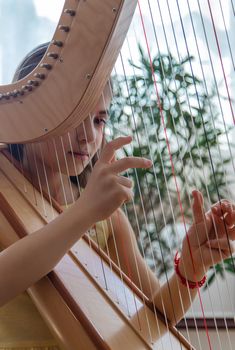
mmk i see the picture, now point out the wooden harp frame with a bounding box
[0,0,200,349]
[0,0,137,143]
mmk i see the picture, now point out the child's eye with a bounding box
[94,117,107,126]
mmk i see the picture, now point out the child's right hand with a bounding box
[79,136,152,223]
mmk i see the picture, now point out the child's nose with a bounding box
[79,118,96,144]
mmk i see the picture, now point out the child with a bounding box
[0,42,234,335]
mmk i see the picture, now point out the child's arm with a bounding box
[107,191,235,325]
[0,136,151,307]
[107,209,198,325]
[0,197,92,307]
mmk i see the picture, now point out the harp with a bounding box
[0,1,234,349]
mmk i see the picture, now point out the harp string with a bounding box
[107,77,168,340]
[59,136,75,203]
[113,44,200,343]
[45,140,59,208]
[217,0,235,70]
[195,0,235,166]
[52,139,68,208]
[67,129,105,283]
[107,67,165,335]
[79,118,110,291]
[137,1,216,348]
[117,45,189,341]
[206,0,235,124]
[185,0,235,193]
[176,0,235,339]
[67,132,81,192]
[147,0,233,348]
[178,3,235,319]
[67,128,104,281]
[177,0,235,288]
[175,2,235,346]
[131,9,230,346]
[100,92,138,309]
[231,0,235,16]
[69,116,140,321]
[23,143,38,206]
[129,17,203,346]
[196,0,234,126]
[31,143,48,218]
[130,12,209,345]
[160,0,234,310]
[176,0,235,270]
[120,34,192,340]
[15,144,27,194]
[86,107,145,328]
[66,127,102,281]
[53,129,106,284]
[39,143,55,219]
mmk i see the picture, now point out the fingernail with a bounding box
[145,159,152,167]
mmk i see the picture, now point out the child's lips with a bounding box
[69,151,89,160]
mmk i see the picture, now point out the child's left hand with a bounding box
[179,190,235,282]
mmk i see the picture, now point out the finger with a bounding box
[211,213,227,238]
[212,200,233,217]
[223,210,235,228]
[201,245,228,266]
[99,136,132,163]
[121,187,134,204]
[110,157,152,174]
[227,225,235,240]
[116,176,133,188]
[206,237,234,251]
[192,190,205,224]
[211,211,235,238]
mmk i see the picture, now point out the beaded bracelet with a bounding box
[174,251,206,289]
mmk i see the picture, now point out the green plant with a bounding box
[109,44,234,286]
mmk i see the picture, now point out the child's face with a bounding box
[26,87,111,177]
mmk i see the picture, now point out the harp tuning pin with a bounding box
[52,40,63,47]
[22,85,32,91]
[47,52,59,59]
[40,63,52,70]
[27,80,39,87]
[34,73,45,80]
[64,9,76,16]
[112,8,117,13]
[25,85,33,91]
[12,89,20,97]
[59,25,70,33]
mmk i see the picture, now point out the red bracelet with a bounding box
[174,251,206,289]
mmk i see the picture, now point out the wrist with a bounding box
[178,257,205,282]
[175,252,207,289]
[66,199,94,235]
